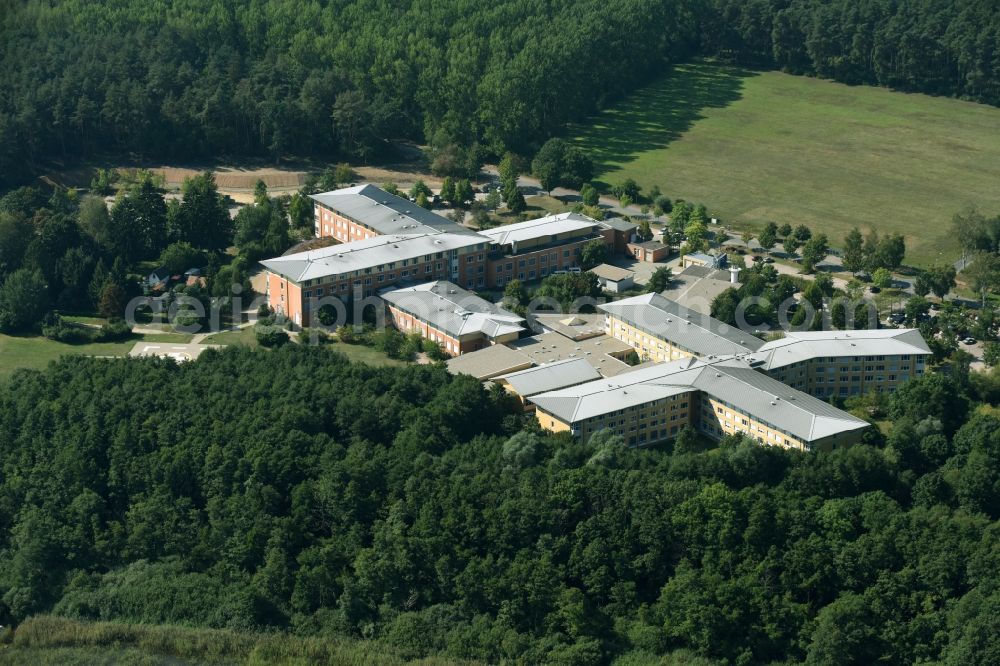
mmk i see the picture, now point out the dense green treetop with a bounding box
[0,0,701,185]
[0,347,999,663]
[3,0,997,187]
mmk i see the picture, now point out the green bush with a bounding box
[254,325,289,347]
[299,327,330,345]
[95,319,133,342]
[41,313,94,344]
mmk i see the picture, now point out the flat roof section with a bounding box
[446,332,636,380]
[445,345,534,380]
[662,266,740,316]
[509,332,635,377]
[531,313,607,341]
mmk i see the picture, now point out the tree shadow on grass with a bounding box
[573,63,758,176]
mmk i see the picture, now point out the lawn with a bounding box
[0,328,409,382]
[325,341,407,367]
[0,332,192,383]
[525,194,573,216]
[481,195,570,228]
[202,327,258,347]
[202,327,407,366]
[571,61,1000,266]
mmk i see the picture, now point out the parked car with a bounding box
[930,302,941,311]
[963,337,977,345]
[869,286,881,293]
[764,257,775,263]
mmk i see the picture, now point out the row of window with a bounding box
[495,263,576,286]
[701,420,797,448]
[576,424,682,444]
[702,396,796,442]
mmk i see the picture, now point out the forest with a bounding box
[0,0,701,184]
[703,0,1000,103]
[0,346,999,664]
[0,175,255,336]
[2,0,999,187]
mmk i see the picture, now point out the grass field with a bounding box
[571,61,1000,266]
[0,332,192,383]
[1,615,471,666]
[201,328,407,366]
[325,340,407,366]
[203,327,258,347]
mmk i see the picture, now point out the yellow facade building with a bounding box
[599,293,764,362]
[531,357,870,451]
[753,329,932,399]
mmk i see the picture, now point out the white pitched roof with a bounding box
[478,212,600,246]
[690,358,870,442]
[260,232,484,282]
[380,281,524,339]
[753,329,932,370]
[599,293,764,356]
[530,358,703,422]
[530,356,869,443]
[311,184,471,236]
[497,358,602,397]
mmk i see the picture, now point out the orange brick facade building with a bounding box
[262,186,638,327]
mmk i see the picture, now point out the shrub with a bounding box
[399,333,425,360]
[95,319,133,342]
[422,338,448,361]
[41,314,95,344]
[254,325,289,347]
[336,325,358,344]
[300,327,330,345]
[371,328,405,358]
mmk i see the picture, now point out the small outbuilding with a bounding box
[682,252,727,270]
[627,240,670,263]
[589,263,635,292]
